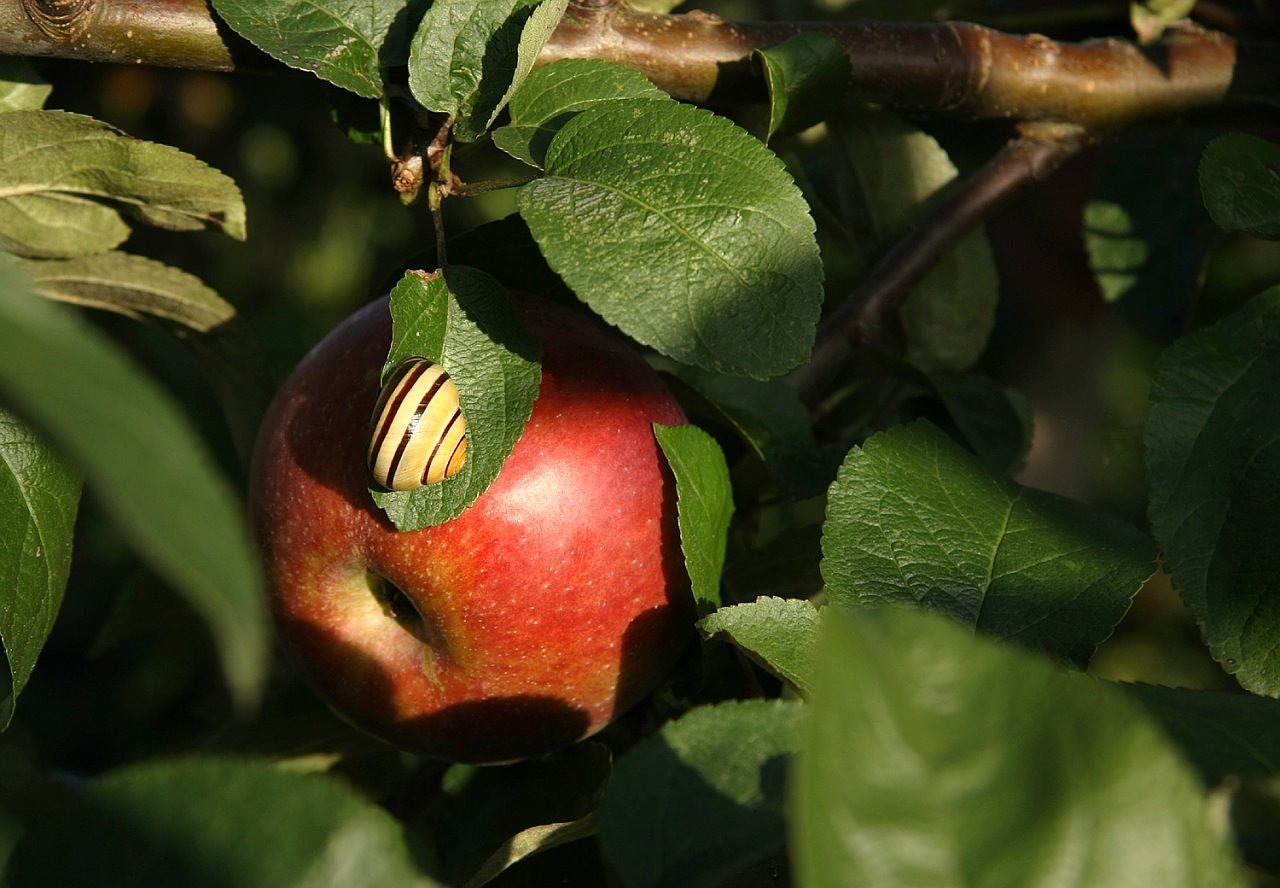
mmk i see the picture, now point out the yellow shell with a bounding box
[368,358,467,490]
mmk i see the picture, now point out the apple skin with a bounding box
[249,294,693,764]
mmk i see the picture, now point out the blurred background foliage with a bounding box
[8,0,1279,791]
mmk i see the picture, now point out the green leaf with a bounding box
[9,756,438,887]
[1200,133,1280,238]
[654,424,733,616]
[210,0,406,98]
[793,607,1247,888]
[408,0,569,143]
[673,365,833,498]
[0,110,246,258]
[465,815,595,888]
[0,59,51,113]
[493,59,667,168]
[0,406,80,731]
[755,33,850,142]
[598,699,801,888]
[371,268,542,531]
[821,421,1156,663]
[897,231,997,371]
[519,101,823,379]
[698,596,820,695]
[489,0,571,143]
[1131,0,1195,42]
[411,215,572,299]
[1146,288,1280,694]
[929,370,1034,474]
[429,743,610,886]
[15,252,235,332]
[1085,134,1209,340]
[833,108,998,371]
[0,254,267,711]
[1125,683,1280,784]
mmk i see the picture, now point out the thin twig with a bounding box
[426,121,460,261]
[788,124,1095,403]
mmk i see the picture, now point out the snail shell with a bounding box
[368,358,468,490]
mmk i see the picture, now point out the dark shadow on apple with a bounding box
[280,613,594,765]
[611,600,696,724]
[607,428,698,720]
[275,552,692,763]
[283,598,695,764]
[398,695,595,766]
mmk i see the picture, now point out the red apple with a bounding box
[249,294,693,763]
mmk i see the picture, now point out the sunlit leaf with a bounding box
[15,252,235,332]
[211,0,408,97]
[599,699,800,887]
[520,101,822,378]
[821,421,1155,663]
[699,597,820,695]
[0,59,51,113]
[408,0,568,142]
[655,423,733,616]
[0,111,245,258]
[493,59,666,168]
[793,608,1246,887]
[756,33,850,141]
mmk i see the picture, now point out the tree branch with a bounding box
[787,124,1094,402]
[3,0,1273,407]
[547,4,1276,131]
[1,0,1276,131]
[0,0,262,70]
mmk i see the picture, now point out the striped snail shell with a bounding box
[368,357,468,490]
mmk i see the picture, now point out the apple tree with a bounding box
[2,0,1280,884]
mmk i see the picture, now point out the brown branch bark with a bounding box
[0,0,263,70]
[548,4,1275,131]
[1,0,1276,132]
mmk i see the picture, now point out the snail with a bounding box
[368,358,467,490]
